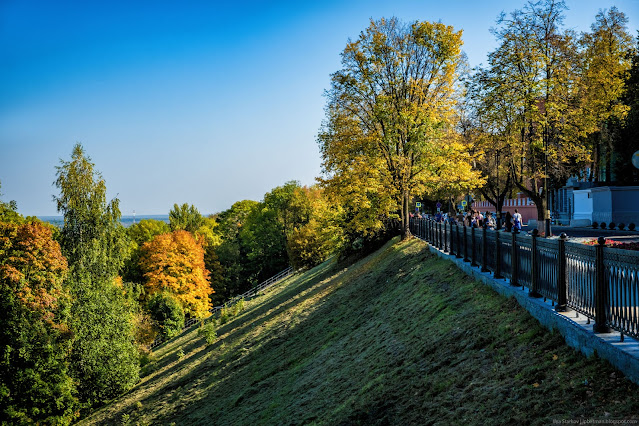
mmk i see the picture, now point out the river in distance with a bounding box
[38,215,170,228]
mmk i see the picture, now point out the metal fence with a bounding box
[150,266,296,349]
[410,218,639,340]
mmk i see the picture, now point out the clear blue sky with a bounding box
[1,0,637,216]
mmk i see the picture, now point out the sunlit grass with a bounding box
[81,237,639,425]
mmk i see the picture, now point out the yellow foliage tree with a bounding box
[140,230,212,319]
[320,17,481,239]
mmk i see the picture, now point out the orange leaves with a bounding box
[140,230,212,319]
[0,221,68,321]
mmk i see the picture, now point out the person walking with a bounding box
[513,209,522,233]
[505,211,512,232]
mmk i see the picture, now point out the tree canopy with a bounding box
[140,230,212,319]
[320,17,481,239]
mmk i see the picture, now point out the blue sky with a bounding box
[1,0,637,216]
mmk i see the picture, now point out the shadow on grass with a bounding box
[83,237,639,425]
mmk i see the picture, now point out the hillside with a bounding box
[82,237,639,425]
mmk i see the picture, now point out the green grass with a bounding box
[81,238,639,425]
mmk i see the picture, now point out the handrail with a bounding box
[410,217,639,340]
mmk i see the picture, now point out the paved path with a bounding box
[517,225,639,243]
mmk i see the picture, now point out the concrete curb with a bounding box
[422,240,639,385]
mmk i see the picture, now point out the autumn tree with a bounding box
[320,17,480,240]
[580,7,634,182]
[481,0,588,228]
[123,218,170,283]
[0,220,77,424]
[286,186,342,268]
[54,143,139,406]
[140,230,212,319]
[463,69,518,223]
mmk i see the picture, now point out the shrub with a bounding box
[609,222,616,230]
[147,292,185,340]
[600,222,607,229]
[592,221,598,229]
[197,322,217,346]
[629,223,636,231]
[219,305,230,325]
[619,223,626,230]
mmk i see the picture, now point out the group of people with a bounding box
[412,208,523,232]
[464,208,523,232]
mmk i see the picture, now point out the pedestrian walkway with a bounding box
[419,235,639,386]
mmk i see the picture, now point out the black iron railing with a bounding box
[410,218,639,340]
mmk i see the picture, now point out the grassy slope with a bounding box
[82,238,639,425]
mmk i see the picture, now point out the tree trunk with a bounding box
[401,190,411,240]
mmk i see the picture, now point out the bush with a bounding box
[197,322,217,346]
[629,223,636,231]
[600,222,607,229]
[609,222,616,230]
[592,221,598,229]
[219,305,230,325]
[147,292,185,340]
[619,223,626,230]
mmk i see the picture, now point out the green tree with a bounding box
[320,17,479,240]
[240,182,315,283]
[580,7,634,182]
[0,221,78,424]
[146,292,185,340]
[54,143,139,406]
[169,203,204,234]
[618,36,639,184]
[213,200,259,298]
[128,219,170,246]
[0,181,22,224]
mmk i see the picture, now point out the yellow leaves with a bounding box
[140,230,212,319]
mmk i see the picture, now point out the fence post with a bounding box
[463,224,469,262]
[510,231,519,287]
[456,224,462,258]
[495,229,503,279]
[449,221,454,254]
[529,229,542,298]
[555,233,568,312]
[594,236,611,333]
[443,221,448,253]
[430,220,434,244]
[471,226,478,267]
[481,224,489,272]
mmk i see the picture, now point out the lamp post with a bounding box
[544,133,552,237]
